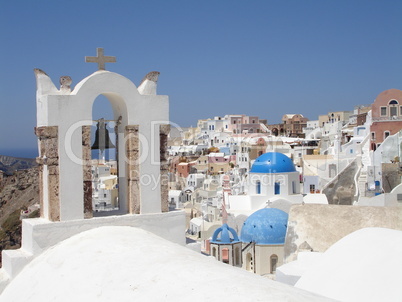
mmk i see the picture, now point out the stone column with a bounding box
[125,125,140,214]
[36,164,44,216]
[160,124,170,212]
[35,126,60,221]
[82,126,93,218]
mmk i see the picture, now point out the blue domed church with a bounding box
[210,153,301,275]
[228,152,303,216]
[210,224,242,267]
[240,208,288,275]
[209,208,289,276]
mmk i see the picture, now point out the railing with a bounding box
[372,116,402,122]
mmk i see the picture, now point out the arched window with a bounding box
[270,254,278,273]
[235,247,240,266]
[389,100,398,117]
[222,248,229,264]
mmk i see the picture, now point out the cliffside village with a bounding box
[165,88,402,275]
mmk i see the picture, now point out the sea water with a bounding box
[0,148,39,159]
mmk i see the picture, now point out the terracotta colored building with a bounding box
[282,114,308,137]
[370,89,402,150]
[266,123,284,136]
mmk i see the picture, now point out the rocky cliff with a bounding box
[0,162,39,266]
[0,155,37,175]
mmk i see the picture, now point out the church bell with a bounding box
[91,119,115,151]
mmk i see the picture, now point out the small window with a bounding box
[390,106,397,117]
[389,100,398,105]
[380,107,387,116]
[256,181,261,194]
[274,182,280,195]
[384,131,390,140]
[371,132,375,140]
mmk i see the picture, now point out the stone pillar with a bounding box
[82,126,93,218]
[125,125,140,214]
[160,124,170,212]
[35,126,60,221]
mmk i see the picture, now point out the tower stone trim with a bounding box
[125,125,140,214]
[82,126,93,218]
[35,126,60,221]
[160,124,170,212]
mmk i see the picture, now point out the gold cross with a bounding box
[85,48,116,70]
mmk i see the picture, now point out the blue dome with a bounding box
[240,208,288,245]
[250,152,296,173]
[211,223,240,244]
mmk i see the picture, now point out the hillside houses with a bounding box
[168,90,402,243]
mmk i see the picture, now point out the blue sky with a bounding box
[0,0,401,156]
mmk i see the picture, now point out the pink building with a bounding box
[227,115,261,134]
[370,89,402,150]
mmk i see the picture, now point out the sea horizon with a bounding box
[0,148,116,161]
[0,148,39,159]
